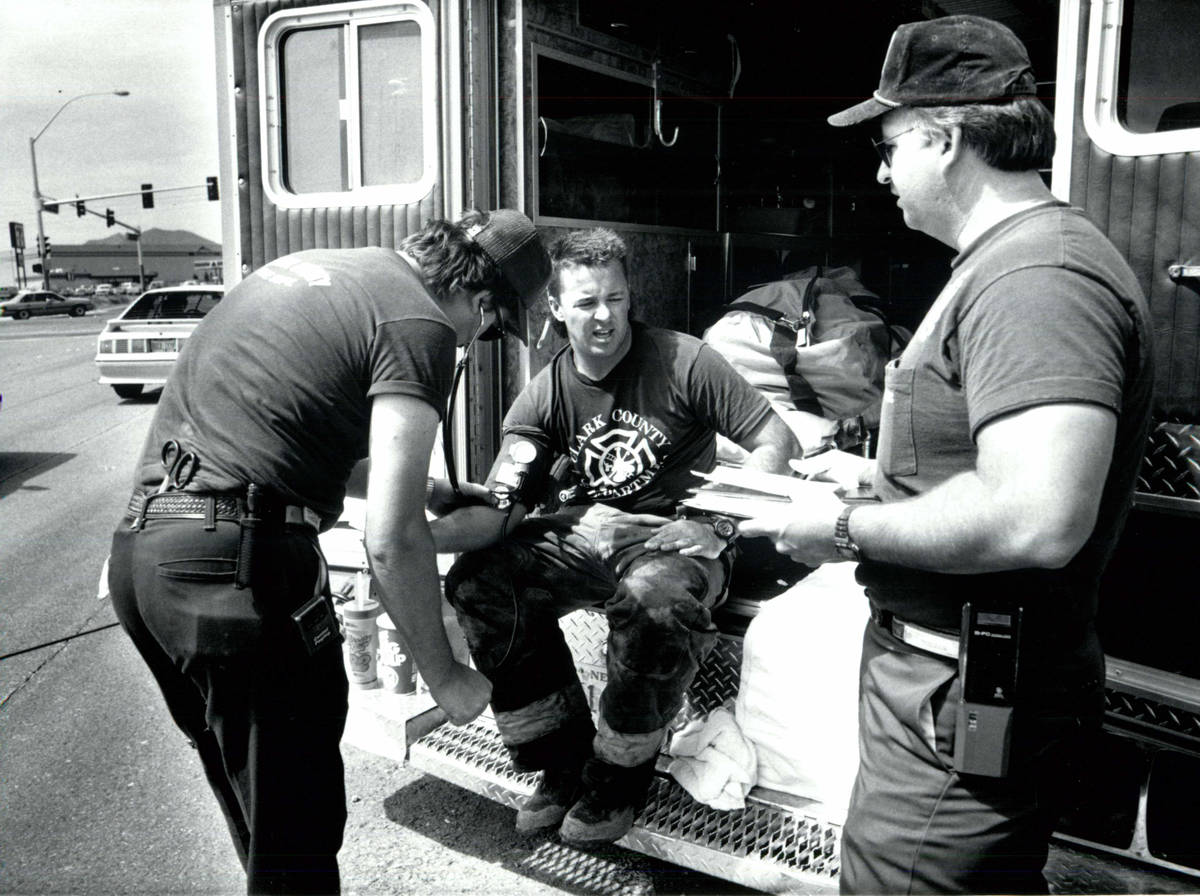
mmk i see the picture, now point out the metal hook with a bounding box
[652,60,679,147]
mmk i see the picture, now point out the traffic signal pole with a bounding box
[34,177,216,290]
[55,181,215,207]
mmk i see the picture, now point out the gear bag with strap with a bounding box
[704,266,908,450]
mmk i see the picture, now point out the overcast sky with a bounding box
[1,0,221,283]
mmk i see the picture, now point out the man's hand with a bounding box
[643,518,726,559]
[427,478,492,516]
[739,489,848,566]
[579,507,674,559]
[789,450,875,489]
[425,661,492,725]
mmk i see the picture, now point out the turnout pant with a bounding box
[840,621,1101,895]
[445,506,729,770]
[109,510,347,895]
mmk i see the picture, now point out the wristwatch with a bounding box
[833,504,863,562]
[709,515,739,545]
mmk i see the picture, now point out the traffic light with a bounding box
[106,208,115,228]
[44,235,51,257]
[206,176,219,201]
[37,235,52,257]
[76,200,86,217]
[141,184,154,209]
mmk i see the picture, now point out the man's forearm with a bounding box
[738,414,802,474]
[367,527,455,688]
[741,443,793,474]
[848,471,1069,573]
[429,505,518,553]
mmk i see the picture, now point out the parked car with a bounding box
[94,284,115,298]
[95,285,225,398]
[118,281,142,296]
[0,289,94,320]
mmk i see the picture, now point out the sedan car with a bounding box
[95,285,224,398]
[0,289,94,320]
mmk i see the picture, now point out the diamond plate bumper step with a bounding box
[407,713,842,894]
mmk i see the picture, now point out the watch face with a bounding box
[713,517,737,541]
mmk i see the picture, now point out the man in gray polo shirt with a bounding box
[742,16,1154,893]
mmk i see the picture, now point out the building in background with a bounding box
[34,229,220,290]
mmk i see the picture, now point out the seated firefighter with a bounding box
[431,227,799,845]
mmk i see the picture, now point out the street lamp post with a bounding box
[30,90,129,289]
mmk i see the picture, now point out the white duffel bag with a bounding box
[734,562,868,816]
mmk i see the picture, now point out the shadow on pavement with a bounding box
[0,451,74,499]
[383,776,757,896]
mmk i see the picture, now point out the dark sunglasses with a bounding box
[871,125,920,167]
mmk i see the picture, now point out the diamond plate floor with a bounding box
[1047,842,1199,894]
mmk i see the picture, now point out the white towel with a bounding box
[667,706,757,810]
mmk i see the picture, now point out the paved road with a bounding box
[0,314,753,896]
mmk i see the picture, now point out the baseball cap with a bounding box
[463,209,551,342]
[828,15,1038,127]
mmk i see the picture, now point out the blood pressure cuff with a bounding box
[484,428,554,510]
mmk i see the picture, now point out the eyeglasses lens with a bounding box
[871,125,917,167]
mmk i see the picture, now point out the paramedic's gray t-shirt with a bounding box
[133,247,456,525]
[860,202,1153,663]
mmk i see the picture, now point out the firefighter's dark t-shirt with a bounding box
[132,247,456,525]
[500,323,775,514]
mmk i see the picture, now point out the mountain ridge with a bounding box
[85,228,219,250]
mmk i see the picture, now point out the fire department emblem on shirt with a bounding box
[578,425,661,499]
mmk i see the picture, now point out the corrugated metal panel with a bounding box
[1069,73,1200,422]
[229,0,443,274]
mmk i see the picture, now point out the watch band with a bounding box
[833,504,862,562]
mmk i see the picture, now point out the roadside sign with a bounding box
[9,221,24,250]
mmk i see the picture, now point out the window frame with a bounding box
[258,0,438,210]
[1082,0,1200,157]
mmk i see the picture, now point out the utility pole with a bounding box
[136,230,145,290]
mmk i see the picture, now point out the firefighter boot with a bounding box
[511,718,595,833]
[558,756,656,846]
[515,759,586,832]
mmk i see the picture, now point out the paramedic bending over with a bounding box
[741,16,1154,895]
[430,227,799,848]
[107,209,551,895]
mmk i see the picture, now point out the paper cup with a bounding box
[377,614,417,694]
[339,600,381,688]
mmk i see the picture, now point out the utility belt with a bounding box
[128,488,322,533]
[868,603,959,659]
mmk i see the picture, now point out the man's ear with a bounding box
[940,125,963,159]
[475,289,496,315]
[547,292,565,322]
